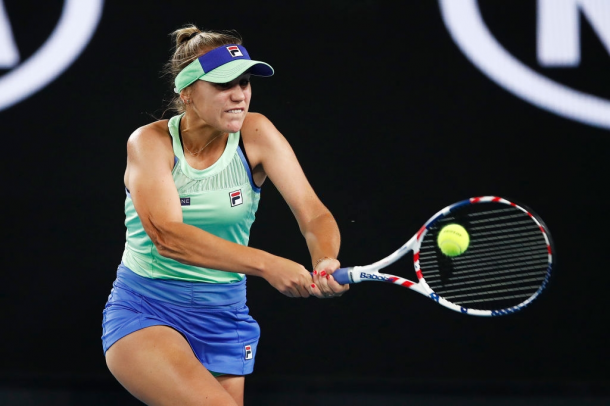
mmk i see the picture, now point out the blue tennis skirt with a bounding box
[102,263,260,376]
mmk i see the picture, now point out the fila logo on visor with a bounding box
[245,345,253,360]
[230,190,243,207]
[226,46,243,57]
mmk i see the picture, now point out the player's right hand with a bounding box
[263,257,315,298]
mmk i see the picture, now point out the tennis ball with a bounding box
[437,224,470,257]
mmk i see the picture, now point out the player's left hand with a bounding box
[311,258,349,299]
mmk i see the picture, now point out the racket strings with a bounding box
[423,264,547,283]
[443,235,544,251]
[418,202,551,310]
[468,212,530,222]
[420,244,548,263]
[455,292,532,305]
[465,225,541,238]
[464,207,523,218]
[429,277,544,296]
[420,245,547,266]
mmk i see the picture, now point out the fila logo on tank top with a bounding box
[180,191,243,207]
[230,190,243,207]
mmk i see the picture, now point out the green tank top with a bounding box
[121,114,261,283]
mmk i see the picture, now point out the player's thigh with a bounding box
[217,375,245,406]
[106,325,237,406]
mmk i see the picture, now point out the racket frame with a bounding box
[337,196,553,316]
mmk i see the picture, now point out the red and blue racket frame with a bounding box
[330,196,554,316]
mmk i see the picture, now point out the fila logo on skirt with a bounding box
[245,345,253,360]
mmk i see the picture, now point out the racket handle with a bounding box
[310,267,352,284]
[331,267,351,284]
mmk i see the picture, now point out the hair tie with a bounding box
[186,32,200,41]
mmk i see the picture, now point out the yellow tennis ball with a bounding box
[437,224,470,257]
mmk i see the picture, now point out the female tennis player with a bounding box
[101,25,348,406]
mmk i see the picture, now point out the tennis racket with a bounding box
[332,196,553,316]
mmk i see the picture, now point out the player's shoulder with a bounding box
[127,119,172,148]
[242,112,272,131]
[242,112,281,143]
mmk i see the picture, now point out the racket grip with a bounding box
[331,268,351,284]
[310,267,352,284]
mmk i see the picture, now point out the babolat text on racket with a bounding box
[332,196,553,316]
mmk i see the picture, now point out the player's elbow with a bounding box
[153,236,175,258]
[147,220,181,259]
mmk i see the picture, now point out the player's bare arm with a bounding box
[241,113,348,297]
[125,122,313,298]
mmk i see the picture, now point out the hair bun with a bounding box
[175,25,202,46]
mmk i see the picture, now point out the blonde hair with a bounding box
[164,24,242,114]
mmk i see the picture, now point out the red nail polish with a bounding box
[320,271,327,277]
[326,275,330,279]
[313,270,318,275]
[311,284,316,288]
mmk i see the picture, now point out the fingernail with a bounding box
[313,270,318,275]
[326,275,330,280]
[311,284,316,288]
[320,271,327,277]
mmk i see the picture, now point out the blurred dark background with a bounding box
[1,0,608,405]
